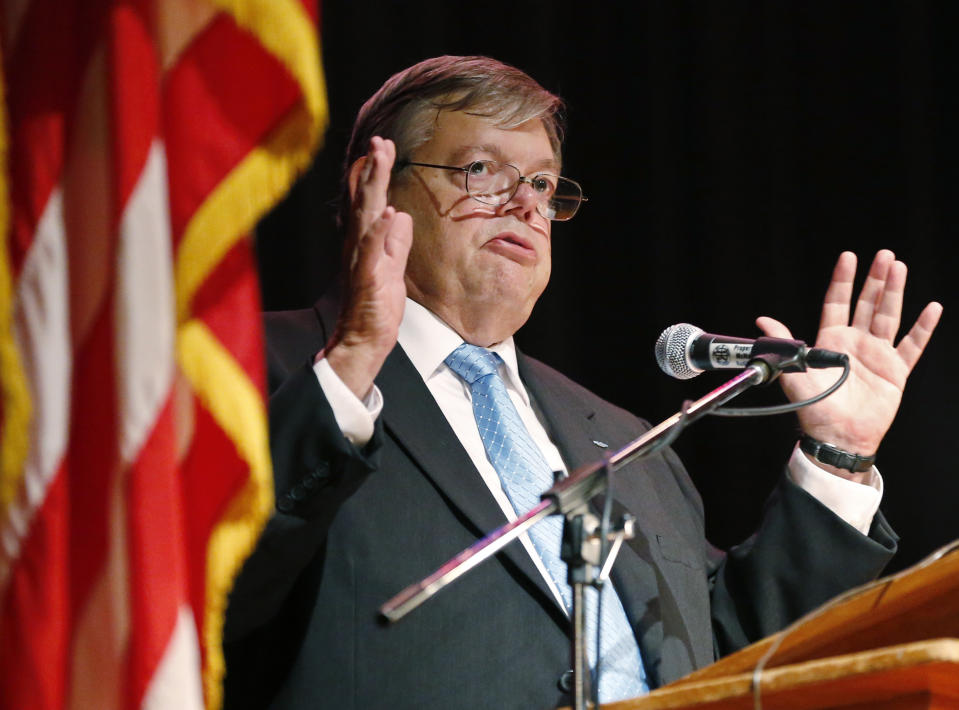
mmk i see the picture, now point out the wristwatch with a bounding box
[799,434,876,473]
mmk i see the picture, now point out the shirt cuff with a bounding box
[787,443,883,535]
[313,356,382,446]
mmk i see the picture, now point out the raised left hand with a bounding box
[756,250,942,480]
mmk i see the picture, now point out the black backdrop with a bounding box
[256,1,956,573]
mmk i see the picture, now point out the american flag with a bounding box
[0,2,326,709]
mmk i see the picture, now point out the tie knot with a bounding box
[445,343,503,384]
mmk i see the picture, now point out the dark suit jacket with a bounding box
[223,296,898,710]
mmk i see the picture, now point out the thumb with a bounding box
[755,316,794,339]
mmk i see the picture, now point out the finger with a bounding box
[819,251,857,330]
[869,260,906,341]
[851,249,894,330]
[350,206,395,274]
[352,137,395,222]
[382,137,396,167]
[353,138,385,210]
[895,301,944,372]
[755,316,794,339]
[367,137,396,203]
[384,210,413,260]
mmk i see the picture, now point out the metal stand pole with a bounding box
[571,578,590,710]
[562,511,596,710]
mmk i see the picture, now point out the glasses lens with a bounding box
[539,176,583,221]
[465,161,584,221]
[465,161,518,205]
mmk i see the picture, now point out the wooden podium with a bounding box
[603,543,959,709]
[605,639,959,709]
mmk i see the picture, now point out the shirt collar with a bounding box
[397,298,530,407]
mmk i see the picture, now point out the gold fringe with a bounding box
[175,106,314,321]
[177,319,274,710]
[173,3,327,708]
[209,0,328,132]
[0,46,33,526]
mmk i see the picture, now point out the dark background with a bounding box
[256,1,956,574]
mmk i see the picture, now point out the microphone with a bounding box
[655,323,846,380]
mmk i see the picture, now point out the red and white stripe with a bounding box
[3,3,205,709]
[1,1,322,708]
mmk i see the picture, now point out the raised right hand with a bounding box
[324,136,413,399]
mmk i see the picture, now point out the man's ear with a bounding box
[347,156,368,202]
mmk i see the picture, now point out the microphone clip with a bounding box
[746,350,803,384]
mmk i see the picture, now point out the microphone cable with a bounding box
[711,354,850,417]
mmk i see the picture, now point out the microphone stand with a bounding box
[380,356,791,709]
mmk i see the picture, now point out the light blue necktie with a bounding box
[445,343,649,703]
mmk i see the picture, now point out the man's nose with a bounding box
[498,180,540,222]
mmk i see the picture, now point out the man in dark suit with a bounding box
[223,56,942,709]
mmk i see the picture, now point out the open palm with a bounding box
[757,250,942,458]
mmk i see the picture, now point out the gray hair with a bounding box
[338,55,565,226]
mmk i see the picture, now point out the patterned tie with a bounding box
[445,343,649,702]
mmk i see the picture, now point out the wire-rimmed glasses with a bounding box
[396,159,587,221]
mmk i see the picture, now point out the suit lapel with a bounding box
[376,345,569,623]
[519,353,707,685]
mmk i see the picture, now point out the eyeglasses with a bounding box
[396,159,587,221]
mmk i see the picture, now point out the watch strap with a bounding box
[800,433,876,473]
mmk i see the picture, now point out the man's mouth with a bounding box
[483,232,538,264]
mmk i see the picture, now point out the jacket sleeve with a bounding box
[707,471,898,657]
[223,360,383,642]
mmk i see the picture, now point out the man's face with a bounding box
[389,110,556,344]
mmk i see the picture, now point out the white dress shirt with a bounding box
[313,298,883,606]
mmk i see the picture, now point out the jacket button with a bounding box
[277,496,294,513]
[558,669,574,693]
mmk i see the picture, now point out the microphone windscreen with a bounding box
[655,323,703,380]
